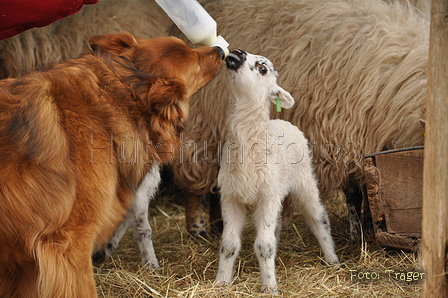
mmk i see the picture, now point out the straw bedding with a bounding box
[94,193,422,297]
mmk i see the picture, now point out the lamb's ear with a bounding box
[271,86,295,109]
[89,32,139,56]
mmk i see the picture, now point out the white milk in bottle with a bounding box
[155,0,229,56]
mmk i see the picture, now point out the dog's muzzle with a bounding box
[226,49,247,70]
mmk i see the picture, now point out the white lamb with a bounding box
[172,0,429,243]
[214,50,339,294]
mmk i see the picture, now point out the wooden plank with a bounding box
[385,209,421,235]
[421,0,448,296]
[376,231,420,252]
[364,157,383,233]
[375,150,423,210]
[375,150,423,234]
[364,151,423,251]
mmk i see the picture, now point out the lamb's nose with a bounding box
[234,49,247,61]
[231,49,245,56]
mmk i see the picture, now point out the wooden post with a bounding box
[421,0,448,296]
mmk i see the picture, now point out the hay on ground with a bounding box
[94,193,422,297]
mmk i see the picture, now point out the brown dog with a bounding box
[0,32,222,298]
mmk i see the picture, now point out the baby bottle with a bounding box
[155,0,229,56]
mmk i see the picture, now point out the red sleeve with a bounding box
[0,0,98,40]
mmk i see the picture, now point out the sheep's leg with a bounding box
[292,178,339,265]
[344,180,363,244]
[214,198,246,286]
[185,192,207,237]
[133,164,161,269]
[252,195,282,294]
[209,190,223,234]
[362,183,373,231]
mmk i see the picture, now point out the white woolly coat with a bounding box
[219,118,312,206]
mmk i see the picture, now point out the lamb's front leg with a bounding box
[253,195,282,294]
[214,198,247,286]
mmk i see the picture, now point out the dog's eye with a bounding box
[256,62,268,76]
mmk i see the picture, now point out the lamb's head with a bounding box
[225,49,294,109]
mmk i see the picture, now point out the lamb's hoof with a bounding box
[260,285,279,295]
[92,243,115,265]
[142,260,161,272]
[324,255,340,267]
[326,259,341,267]
[92,250,107,265]
[213,280,230,287]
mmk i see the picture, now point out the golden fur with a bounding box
[0,32,222,298]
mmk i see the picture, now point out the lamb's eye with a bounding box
[256,63,268,75]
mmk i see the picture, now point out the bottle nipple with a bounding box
[212,36,230,57]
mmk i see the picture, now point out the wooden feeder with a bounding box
[363,146,424,251]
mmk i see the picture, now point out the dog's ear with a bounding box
[147,77,187,112]
[89,32,138,56]
[140,77,188,162]
[145,77,188,143]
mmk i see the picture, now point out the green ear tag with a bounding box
[276,97,282,112]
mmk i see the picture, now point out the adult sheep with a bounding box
[172,0,428,242]
[0,0,172,79]
[399,0,431,16]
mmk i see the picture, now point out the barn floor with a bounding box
[94,190,422,297]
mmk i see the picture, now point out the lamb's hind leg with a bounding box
[252,195,283,294]
[292,177,339,265]
[132,164,161,269]
[92,165,161,269]
[214,197,246,286]
[92,212,133,265]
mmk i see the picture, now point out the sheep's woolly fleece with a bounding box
[173,0,428,199]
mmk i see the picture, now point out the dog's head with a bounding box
[225,49,294,109]
[89,32,223,161]
[90,32,224,98]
